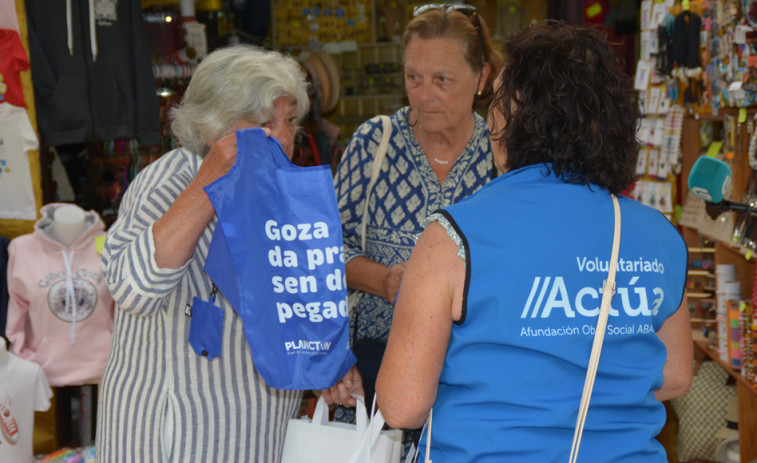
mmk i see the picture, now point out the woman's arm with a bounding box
[346,257,405,303]
[334,119,406,302]
[152,131,239,268]
[654,294,693,402]
[103,131,244,316]
[375,222,465,429]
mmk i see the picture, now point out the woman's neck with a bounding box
[415,112,476,156]
[414,113,476,183]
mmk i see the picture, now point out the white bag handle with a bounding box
[568,194,621,463]
[347,395,391,463]
[312,393,369,435]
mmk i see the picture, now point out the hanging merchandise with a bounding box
[0,29,29,107]
[24,0,161,147]
[0,338,52,463]
[272,0,372,46]
[204,128,355,390]
[5,203,114,387]
[0,0,20,31]
[672,10,702,70]
[0,104,38,220]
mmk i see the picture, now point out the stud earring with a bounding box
[476,91,482,96]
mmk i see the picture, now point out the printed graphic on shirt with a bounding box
[39,270,101,323]
[518,254,665,338]
[0,138,11,178]
[0,394,19,446]
[95,0,117,25]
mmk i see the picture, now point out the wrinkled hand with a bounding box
[321,365,364,407]
[384,262,407,305]
[194,127,272,187]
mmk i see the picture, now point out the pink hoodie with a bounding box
[5,203,114,386]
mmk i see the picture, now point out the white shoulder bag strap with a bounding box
[568,193,621,463]
[359,115,392,252]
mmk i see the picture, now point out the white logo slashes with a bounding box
[520,276,663,319]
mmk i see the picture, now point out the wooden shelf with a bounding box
[689,247,717,253]
[687,269,714,277]
[694,338,757,462]
[695,340,757,396]
[686,291,714,298]
[681,112,757,462]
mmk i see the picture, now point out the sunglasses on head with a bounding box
[412,3,487,66]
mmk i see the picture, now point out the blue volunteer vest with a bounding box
[420,164,687,462]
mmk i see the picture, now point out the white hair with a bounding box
[170,44,310,156]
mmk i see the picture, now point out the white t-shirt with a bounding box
[0,353,51,463]
[0,0,20,31]
[0,103,38,220]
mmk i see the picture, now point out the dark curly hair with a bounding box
[490,21,640,194]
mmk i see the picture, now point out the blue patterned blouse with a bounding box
[334,106,495,342]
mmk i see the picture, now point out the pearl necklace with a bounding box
[417,126,452,166]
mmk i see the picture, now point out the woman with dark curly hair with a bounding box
[376,21,693,462]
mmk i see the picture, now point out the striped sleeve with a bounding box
[102,149,197,317]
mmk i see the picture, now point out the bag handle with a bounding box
[347,394,391,463]
[568,193,621,463]
[360,115,392,252]
[312,393,369,435]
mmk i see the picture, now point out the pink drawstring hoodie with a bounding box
[5,203,114,386]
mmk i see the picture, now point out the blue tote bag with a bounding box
[203,127,356,390]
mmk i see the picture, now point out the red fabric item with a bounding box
[0,29,29,108]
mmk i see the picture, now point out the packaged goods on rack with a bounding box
[726,300,745,370]
[272,0,373,46]
[740,301,755,385]
[687,244,718,333]
[717,266,741,362]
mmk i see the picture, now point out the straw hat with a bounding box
[715,436,740,463]
[315,51,340,112]
[298,51,340,114]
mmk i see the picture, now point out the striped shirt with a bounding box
[95,148,302,462]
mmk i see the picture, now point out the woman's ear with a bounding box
[478,64,492,95]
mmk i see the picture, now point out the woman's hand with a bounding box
[153,126,272,269]
[321,365,364,407]
[383,262,407,304]
[195,126,273,188]
[345,258,407,304]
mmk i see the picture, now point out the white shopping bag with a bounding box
[281,394,401,463]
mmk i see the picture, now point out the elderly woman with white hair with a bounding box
[95,45,310,462]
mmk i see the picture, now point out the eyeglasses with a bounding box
[412,3,487,66]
